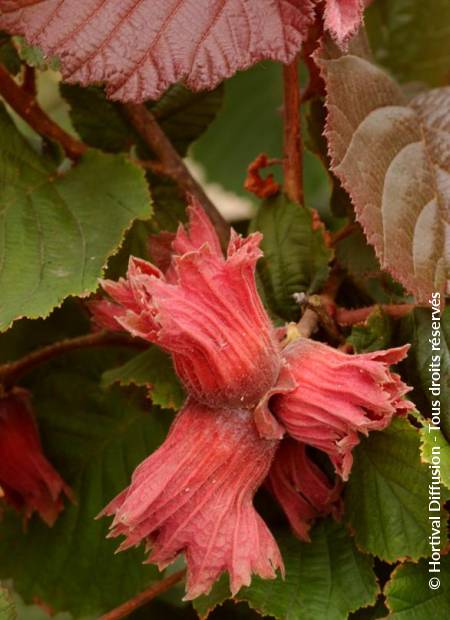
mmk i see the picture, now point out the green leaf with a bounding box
[395,308,450,441]
[146,175,187,233]
[102,347,185,410]
[60,83,223,157]
[348,308,394,353]
[250,195,332,321]
[349,597,389,620]
[0,105,152,331]
[335,228,380,280]
[0,349,169,618]
[0,33,21,75]
[384,556,450,619]
[239,521,378,620]
[193,575,230,620]
[0,587,16,620]
[14,37,60,71]
[335,227,408,305]
[366,0,450,87]
[11,591,71,620]
[60,82,213,236]
[420,427,450,490]
[196,521,378,620]
[345,417,449,562]
[193,62,283,199]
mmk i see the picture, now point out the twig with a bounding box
[0,64,86,159]
[22,65,36,97]
[282,57,303,204]
[301,7,325,102]
[336,304,417,326]
[303,295,343,344]
[0,331,146,388]
[296,269,343,339]
[331,222,360,246]
[98,570,186,620]
[123,103,229,244]
[135,159,170,176]
[297,308,320,339]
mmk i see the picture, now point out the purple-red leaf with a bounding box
[0,0,315,102]
[319,43,450,302]
[324,0,367,45]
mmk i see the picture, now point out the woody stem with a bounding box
[0,63,86,160]
[0,332,146,388]
[297,269,343,339]
[282,56,303,205]
[336,304,417,326]
[123,103,229,245]
[98,570,186,620]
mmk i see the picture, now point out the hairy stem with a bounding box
[123,103,229,243]
[98,570,186,620]
[336,304,416,326]
[0,64,86,159]
[0,331,146,388]
[282,57,303,204]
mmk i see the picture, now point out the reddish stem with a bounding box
[282,57,303,204]
[98,570,186,620]
[22,65,36,97]
[136,158,170,176]
[0,64,86,159]
[331,222,360,246]
[0,331,146,388]
[123,103,229,244]
[336,304,417,326]
[300,6,325,102]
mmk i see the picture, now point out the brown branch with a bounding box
[0,331,146,388]
[282,57,303,204]
[0,64,86,159]
[303,295,343,344]
[98,570,186,620]
[300,7,325,102]
[135,158,170,176]
[123,103,229,244]
[296,269,343,339]
[297,308,320,339]
[331,222,360,246]
[336,304,417,326]
[22,65,36,97]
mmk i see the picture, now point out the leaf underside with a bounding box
[320,47,450,303]
[0,0,314,102]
